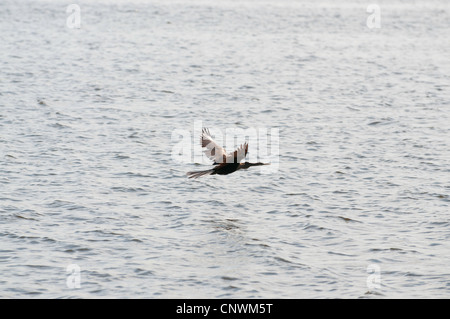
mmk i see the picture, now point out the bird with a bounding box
[187,128,269,179]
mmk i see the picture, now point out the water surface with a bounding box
[1,0,449,298]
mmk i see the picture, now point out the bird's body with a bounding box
[187,128,269,179]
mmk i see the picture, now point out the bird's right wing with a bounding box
[201,128,227,164]
[225,142,248,163]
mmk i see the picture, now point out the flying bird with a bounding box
[187,128,269,179]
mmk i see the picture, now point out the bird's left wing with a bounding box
[201,128,227,164]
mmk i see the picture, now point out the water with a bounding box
[1,0,449,298]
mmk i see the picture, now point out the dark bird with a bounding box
[187,128,269,179]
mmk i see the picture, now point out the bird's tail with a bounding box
[186,169,214,179]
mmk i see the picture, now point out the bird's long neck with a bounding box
[239,162,268,169]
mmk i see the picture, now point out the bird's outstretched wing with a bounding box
[225,142,248,164]
[201,128,227,164]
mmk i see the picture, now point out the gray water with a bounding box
[1,0,450,298]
